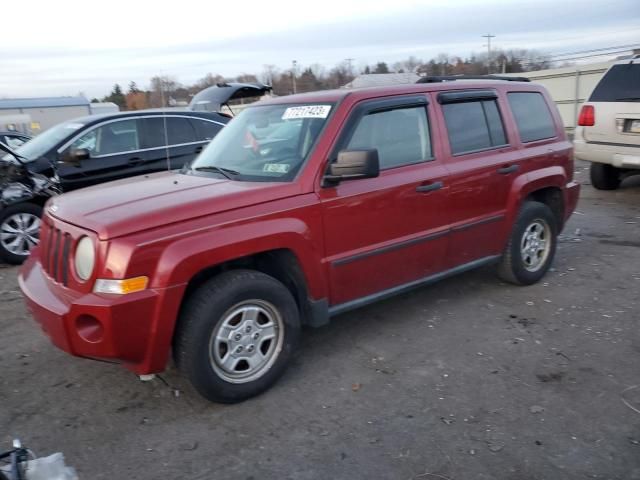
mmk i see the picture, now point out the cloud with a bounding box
[1,0,638,98]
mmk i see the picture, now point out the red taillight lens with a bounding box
[578,105,595,126]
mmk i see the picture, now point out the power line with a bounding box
[548,43,640,59]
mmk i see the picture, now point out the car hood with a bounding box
[48,171,298,240]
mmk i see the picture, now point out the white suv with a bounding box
[574,57,640,190]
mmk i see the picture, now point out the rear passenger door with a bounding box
[319,96,450,307]
[437,90,518,266]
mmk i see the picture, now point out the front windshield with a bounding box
[14,120,86,161]
[189,103,333,181]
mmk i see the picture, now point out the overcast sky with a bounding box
[1,0,638,99]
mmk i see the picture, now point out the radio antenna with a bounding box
[159,74,171,171]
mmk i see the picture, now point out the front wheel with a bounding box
[0,203,43,265]
[173,269,301,403]
[498,201,557,285]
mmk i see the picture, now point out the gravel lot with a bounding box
[1,160,639,480]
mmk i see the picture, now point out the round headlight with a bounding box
[75,236,95,281]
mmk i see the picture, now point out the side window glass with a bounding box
[442,100,507,154]
[346,106,431,169]
[70,129,98,154]
[193,119,223,141]
[507,92,556,143]
[140,118,166,149]
[166,117,197,145]
[71,119,139,156]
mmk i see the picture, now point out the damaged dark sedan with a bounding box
[0,82,271,264]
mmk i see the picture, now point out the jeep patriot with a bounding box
[20,79,580,403]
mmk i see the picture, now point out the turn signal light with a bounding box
[578,105,595,126]
[93,276,149,295]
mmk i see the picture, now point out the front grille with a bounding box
[41,221,72,287]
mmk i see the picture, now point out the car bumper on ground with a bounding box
[19,253,184,375]
[574,139,640,169]
[564,180,580,223]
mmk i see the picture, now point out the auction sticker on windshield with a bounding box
[282,105,331,120]
[263,163,290,173]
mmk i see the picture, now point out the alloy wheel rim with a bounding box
[209,299,284,384]
[520,219,551,272]
[0,213,40,256]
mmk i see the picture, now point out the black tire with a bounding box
[0,203,43,265]
[590,162,620,190]
[497,201,558,286]
[173,269,301,403]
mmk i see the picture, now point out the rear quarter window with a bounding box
[192,118,224,141]
[442,99,507,155]
[507,92,556,143]
[589,64,640,102]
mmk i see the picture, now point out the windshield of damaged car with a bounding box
[10,120,87,161]
[188,103,332,181]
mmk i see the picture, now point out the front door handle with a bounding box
[416,181,443,193]
[195,145,204,154]
[497,164,519,175]
[127,157,143,166]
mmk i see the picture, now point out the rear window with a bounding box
[507,92,556,143]
[442,100,507,155]
[589,64,640,102]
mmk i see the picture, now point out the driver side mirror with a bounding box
[63,148,90,167]
[324,149,380,185]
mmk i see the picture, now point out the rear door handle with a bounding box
[127,157,143,166]
[497,164,519,175]
[416,181,443,193]
[195,145,204,154]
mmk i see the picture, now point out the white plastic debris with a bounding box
[24,453,78,480]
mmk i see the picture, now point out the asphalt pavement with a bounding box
[1,160,639,479]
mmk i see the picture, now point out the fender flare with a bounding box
[505,166,567,227]
[151,217,327,300]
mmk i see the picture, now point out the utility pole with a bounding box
[291,60,298,94]
[482,33,496,74]
[345,58,355,78]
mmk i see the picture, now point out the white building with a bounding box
[0,97,119,134]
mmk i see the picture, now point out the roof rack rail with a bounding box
[416,75,531,84]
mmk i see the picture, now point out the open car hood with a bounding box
[188,82,272,112]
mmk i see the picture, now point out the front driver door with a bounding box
[319,96,451,308]
[57,118,143,191]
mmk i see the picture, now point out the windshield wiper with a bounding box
[0,142,28,166]
[615,96,640,101]
[192,166,240,180]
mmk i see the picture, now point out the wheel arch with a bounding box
[506,166,567,233]
[179,248,328,329]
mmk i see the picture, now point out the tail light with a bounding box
[578,105,595,126]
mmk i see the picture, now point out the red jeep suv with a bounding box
[20,79,580,403]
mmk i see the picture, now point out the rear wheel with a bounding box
[590,162,621,190]
[174,269,301,403]
[498,201,557,285]
[0,203,42,265]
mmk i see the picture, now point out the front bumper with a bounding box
[19,251,185,374]
[574,139,640,169]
